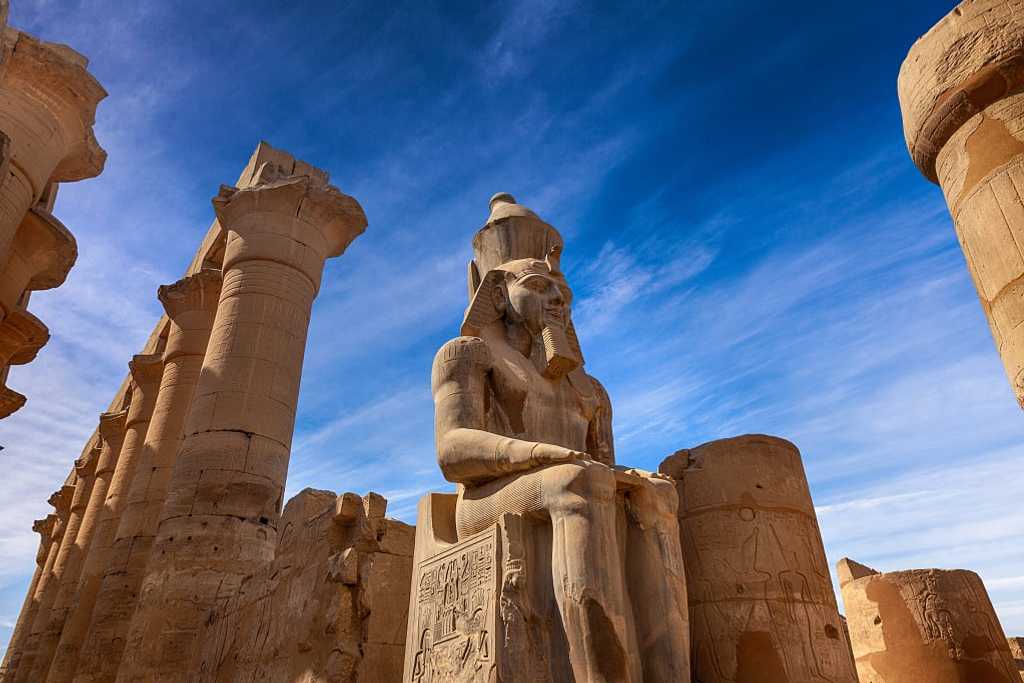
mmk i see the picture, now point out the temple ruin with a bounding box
[2,0,1023,681]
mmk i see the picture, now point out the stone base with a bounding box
[402,490,683,682]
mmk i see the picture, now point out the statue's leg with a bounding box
[626,477,690,681]
[543,462,642,683]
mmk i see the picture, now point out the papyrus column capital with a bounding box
[126,353,163,426]
[211,176,367,288]
[158,269,222,360]
[898,0,1024,182]
[0,27,107,183]
[0,208,77,317]
[0,308,48,365]
[47,485,75,516]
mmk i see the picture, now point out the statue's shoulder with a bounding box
[432,336,493,379]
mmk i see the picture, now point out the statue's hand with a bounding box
[530,443,590,466]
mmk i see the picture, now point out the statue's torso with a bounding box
[483,337,597,453]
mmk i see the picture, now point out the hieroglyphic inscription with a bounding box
[409,527,498,682]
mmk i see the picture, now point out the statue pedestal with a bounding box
[404,486,686,682]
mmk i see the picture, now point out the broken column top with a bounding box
[837,557,880,587]
[897,0,1024,181]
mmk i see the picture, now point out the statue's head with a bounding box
[463,194,582,379]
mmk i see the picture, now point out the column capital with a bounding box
[8,207,77,294]
[97,409,128,443]
[0,28,108,182]
[73,452,98,480]
[32,514,56,539]
[898,0,1024,182]
[0,309,49,366]
[157,269,222,321]
[126,353,163,425]
[48,484,75,514]
[211,175,367,283]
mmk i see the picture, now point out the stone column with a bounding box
[0,514,57,679]
[0,307,47,417]
[3,486,72,680]
[46,355,163,682]
[16,445,104,683]
[1007,637,1024,680]
[73,270,221,683]
[0,29,105,272]
[659,435,858,683]
[118,173,366,682]
[25,410,129,681]
[898,0,1024,407]
[838,558,1019,682]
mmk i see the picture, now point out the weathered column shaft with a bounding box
[118,172,365,682]
[659,435,858,683]
[3,487,72,681]
[0,29,105,274]
[46,356,163,682]
[16,456,101,683]
[898,0,1024,406]
[73,271,221,683]
[838,559,1019,682]
[0,514,58,679]
[25,410,128,682]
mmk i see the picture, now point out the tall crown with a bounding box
[468,193,563,301]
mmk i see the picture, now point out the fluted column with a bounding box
[0,307,47,417]
[46,356,163,682]
[26,410,129,681]
[118,174,366,682]
[73,271,221,683]
[0,514,57,680]
[898,0,1024,407]
[0,29,105,274]
[16,449,102,683]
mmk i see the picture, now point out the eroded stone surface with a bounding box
[658,435,858,683]
[196,489,414,682]
[1008,637,1024,680]
[839,560,1019,682]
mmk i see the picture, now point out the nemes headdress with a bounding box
[461,193,585,369]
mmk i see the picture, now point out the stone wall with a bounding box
[198,489,414,682]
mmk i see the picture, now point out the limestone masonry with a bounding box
[2,1,1022,682]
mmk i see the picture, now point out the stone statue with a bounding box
[406,193,689,682]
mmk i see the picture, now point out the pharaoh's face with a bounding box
[505,270,572,335]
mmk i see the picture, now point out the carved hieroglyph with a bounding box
[838,559,1020,682]
[118,170,367,682]
[659,435,858,683]
[405,193,690,682]
[197,489,414,682]
[898,0,1024,407]
[72,270,222,683]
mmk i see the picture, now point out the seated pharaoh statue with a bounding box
[403,193,690,682]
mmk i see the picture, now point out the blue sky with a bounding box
[2,0,1023,655]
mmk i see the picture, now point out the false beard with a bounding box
[541,322,579,379]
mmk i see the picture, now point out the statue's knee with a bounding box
[544,462,616,513]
